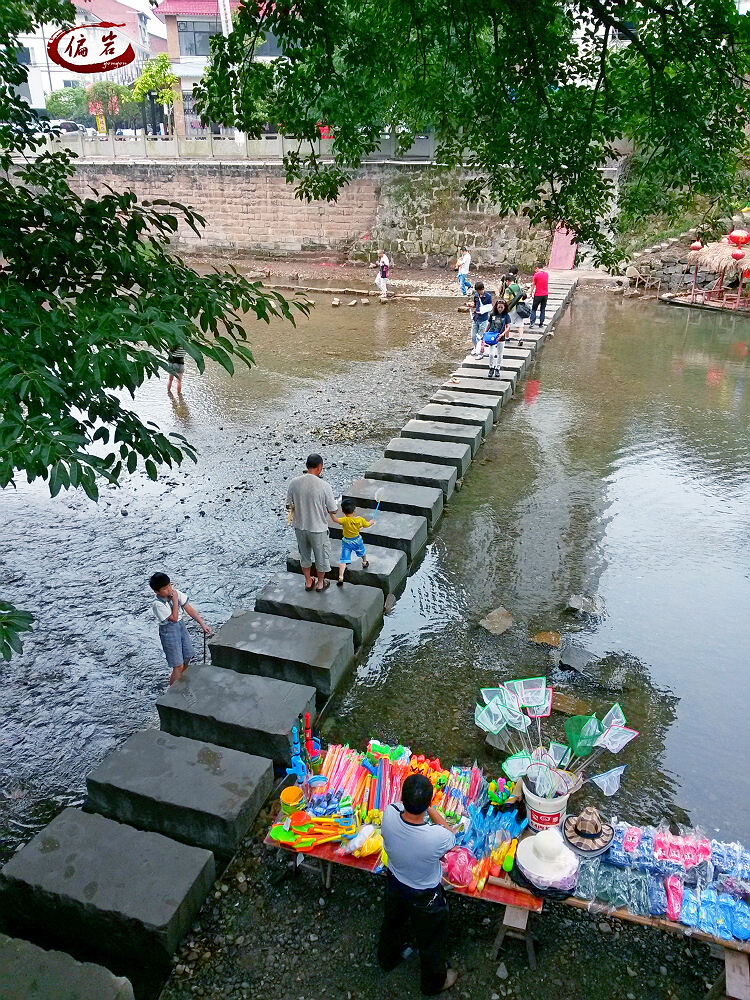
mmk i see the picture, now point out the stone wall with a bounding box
[68,160,550,268]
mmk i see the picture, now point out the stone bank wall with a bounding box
[68,160,550,268]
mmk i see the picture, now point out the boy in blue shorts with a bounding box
[330,499,375,585]
[149,572,210,685]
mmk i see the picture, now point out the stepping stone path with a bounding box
[0,808,214,972]
[85,729,274,857]
[0,933,135,1000]
[209,609,354,696]
[156,665,316,764]
[0,272,579,995]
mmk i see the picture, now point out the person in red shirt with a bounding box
[529,264,549,328]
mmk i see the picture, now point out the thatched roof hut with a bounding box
[687,241,749,278]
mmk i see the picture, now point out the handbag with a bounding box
[483,328,501,345]
[516,301,531,318]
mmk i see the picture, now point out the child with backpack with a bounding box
[484,299,511,379]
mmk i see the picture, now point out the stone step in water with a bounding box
[328,508,427,562]
[343,478,443,528]
[444,374,514,399]
[157,665,316,764]
[461,350,531,374]
[85,729,274,857]
[431,389,502,420]
[0,809,214,975]
[400,418,482,457]
[365,458,457,499]
[287,543,407,595]
[255,571,384,647]
[454,360,522,384]
[0,933,135,1000]
[507,336,539,358]
[415,402,493,436]
[209,609,353,697]
[518,332,545,352]
[384,437,471,478]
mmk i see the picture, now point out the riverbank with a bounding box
[159,808,721,1000]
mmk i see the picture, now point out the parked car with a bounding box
[48,119,80,133]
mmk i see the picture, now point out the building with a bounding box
[154,0,280,135]
[16,0,167,111]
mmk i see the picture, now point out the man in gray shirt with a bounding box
[286,453,338,591]
[378,774,458,994]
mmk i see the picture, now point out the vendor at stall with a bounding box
[377,774,459,994]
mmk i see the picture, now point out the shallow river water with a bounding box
[1,287,749,864]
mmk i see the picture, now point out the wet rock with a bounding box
[347,299,357,307]
[331,298,341,307]
[479,606,513,635]
[566,594,605,615]
[598,921,612,934]
[360,298,370,305]
[530,630,560,647]
[496,962,509,980]
[558,643,599,673]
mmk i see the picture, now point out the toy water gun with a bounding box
[503,839,518,872]
[286,726,306,780]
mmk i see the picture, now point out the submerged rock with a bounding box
[530,630,561,647]
[558,643,599,673]
[479,606,513,635]
[566,594,605,616]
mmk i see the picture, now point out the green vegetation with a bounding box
[45,83,92,125]
[196,0,750,268]
[133,53,180,134]
[1,0,308,657]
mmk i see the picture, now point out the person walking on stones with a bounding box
[454,245,472,295]
[529,262,549,329]
[149,572,210,686]
[503,265,528,332]
[374,251,390,298]
[484,299,510,379]
[470,280,493,357]
[286,453,338,592]
[377,773,458,995]
[330,498,375,585]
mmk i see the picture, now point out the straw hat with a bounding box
[515,828,579,888]
[563,806,614,857]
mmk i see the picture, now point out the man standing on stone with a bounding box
[286,454,338,592]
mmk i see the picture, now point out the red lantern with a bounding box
[732,250,745,260]
[743,269,750,279]
[729,229,750,246]
[690,240,703,251]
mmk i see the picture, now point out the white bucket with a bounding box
[522,782,570,831]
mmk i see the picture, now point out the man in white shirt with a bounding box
[377,774,458,994]
[454,246,472,295]
[286,453,338,592]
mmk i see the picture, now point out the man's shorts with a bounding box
[295,528,332,572]
[159,619,194,668]
[340,535,366,564]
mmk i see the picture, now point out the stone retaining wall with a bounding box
[68,160,550,268]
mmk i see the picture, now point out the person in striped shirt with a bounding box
[167,347,186,394]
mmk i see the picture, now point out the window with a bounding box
[64,79,83,87]
[16,46,31,64]
[177,18,221,57]
[254,31,282,57]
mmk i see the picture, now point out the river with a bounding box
[1,286,749,864]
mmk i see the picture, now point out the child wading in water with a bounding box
[149,572,210,685]
[331,499,375,585]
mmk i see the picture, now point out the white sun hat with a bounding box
[515,827,580,891]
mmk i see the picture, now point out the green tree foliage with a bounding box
[133,52,179,106]
[45,84,93,125]
[1,0,308,657]
[195,0,750,266]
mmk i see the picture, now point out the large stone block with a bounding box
[365,458,456,499]
[453,362,521,387]
[0,933,134,1000]
[342,478,443,528]
[328,508,428,562]
[85,729,273,857]
[461,349,531,374]
[157,665,316,764]
[254,571,384,647]
[430,389,501,420]
[415,403,493,436]
[441,376,513,404]
[0,809,214,974]
[286,542,407,595]
[384,436,471,478]
[400,418,482,457]
[209,609,353,697]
